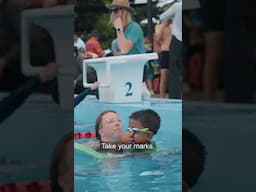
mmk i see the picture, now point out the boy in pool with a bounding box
[119,109,161,150]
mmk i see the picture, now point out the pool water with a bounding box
[74,98,182,192]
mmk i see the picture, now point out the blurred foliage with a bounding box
[95,14,115,49]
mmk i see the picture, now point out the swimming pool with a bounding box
[0,94,72,183]
[74,97,182,192]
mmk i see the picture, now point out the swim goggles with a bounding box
[128,127,150,134]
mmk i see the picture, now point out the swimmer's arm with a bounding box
[0,76,41,124]
[74,82,98,107]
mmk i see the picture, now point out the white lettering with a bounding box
[133,144,153,149]
[118,144,132,150]
[101,143,116,150]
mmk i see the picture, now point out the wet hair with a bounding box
[182,128,206,189]
[129,109,161,135]
[95,110,118,140]
[50,132,73,192]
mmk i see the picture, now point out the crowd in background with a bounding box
[74,0,183,99]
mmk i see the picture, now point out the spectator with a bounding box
[108,0,144,55]
[73,31,85,53]
[155,19,172,98]
[108,0,152,96]
[85,30,105,58]
[160,0,182,99]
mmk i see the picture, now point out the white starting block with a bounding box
[83,53,158,103]
[21,5,74,110]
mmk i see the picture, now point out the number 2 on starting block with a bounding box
[125,82,133,96]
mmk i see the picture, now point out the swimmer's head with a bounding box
[95,110,123,142]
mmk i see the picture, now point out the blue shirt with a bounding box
[124,21,145,55]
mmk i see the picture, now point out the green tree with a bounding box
[95,14,115,49]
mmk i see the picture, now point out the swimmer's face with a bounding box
[129,119,152,144]
[99,112,123,142]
